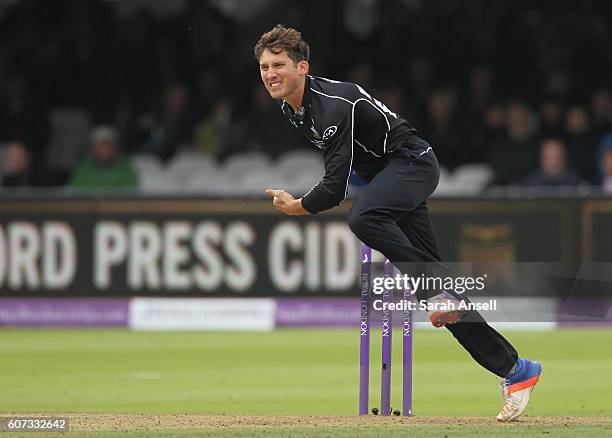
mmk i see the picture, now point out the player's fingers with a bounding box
[265,189,283,198]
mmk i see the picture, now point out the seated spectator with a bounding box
[137,84,194,162]
[598,134,612,194]
[523,138,580,187]
[590,89,612,138]
[563,106,597,183]
[543,70,571,102]
[68,125,138,190]
[421,89,466,169]
[539,99,564,137]
[193,96,234,157]
[488,101,540,185]
[402,55,434,125]
[468,101,506,165]
[2,141,33,187]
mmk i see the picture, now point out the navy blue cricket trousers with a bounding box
[348,139,518,378]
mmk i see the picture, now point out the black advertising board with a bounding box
[0,196,605,296]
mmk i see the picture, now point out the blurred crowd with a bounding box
[1,0,612,192]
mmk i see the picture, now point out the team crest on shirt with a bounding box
[323,125,337,140]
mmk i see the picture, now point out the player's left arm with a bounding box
[265,189,309,215]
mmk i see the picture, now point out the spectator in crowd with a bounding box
[68,125,138,189]
[421,89,465,170]
[0,75,48,153]
[539,99,564,137]
[1,141,34,187]
[590,89,612,138]
[523,138,580,187]
[542,70,572,103]
[401,55,434,126]
[461,66,497,163]
[488,101,540,185]
[470,102,506,158]
[192,68,224,124]
[193,96,235,157]
[564,106,598,183]
[468,66,495,112]
[136,84,194,162]
[598,134,612,194]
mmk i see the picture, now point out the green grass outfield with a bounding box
[1,327,611,437]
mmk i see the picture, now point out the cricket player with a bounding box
[256,24,541,421]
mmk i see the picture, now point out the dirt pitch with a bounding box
[12,413,612,431]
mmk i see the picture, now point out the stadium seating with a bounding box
[130,150,494,197]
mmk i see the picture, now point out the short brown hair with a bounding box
[254,24,310,63]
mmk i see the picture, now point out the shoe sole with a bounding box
[430,310,466,328]
[496,386,535,422]
[496,363,542,422]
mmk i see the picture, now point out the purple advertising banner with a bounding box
[0,298,129,327]
[558,298,612,327]
[276,298,360,327]
[1,296,610,328]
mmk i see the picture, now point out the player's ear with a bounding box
[297,60,309,75]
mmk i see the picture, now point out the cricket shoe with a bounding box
[427,292,466,328]
[496,358,542,422]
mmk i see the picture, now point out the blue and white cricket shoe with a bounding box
[496,358,542,422]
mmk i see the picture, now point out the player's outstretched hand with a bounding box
[265,189,307,216]
[265,188,295,212]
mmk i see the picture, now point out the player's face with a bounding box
[259,49,307,100]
